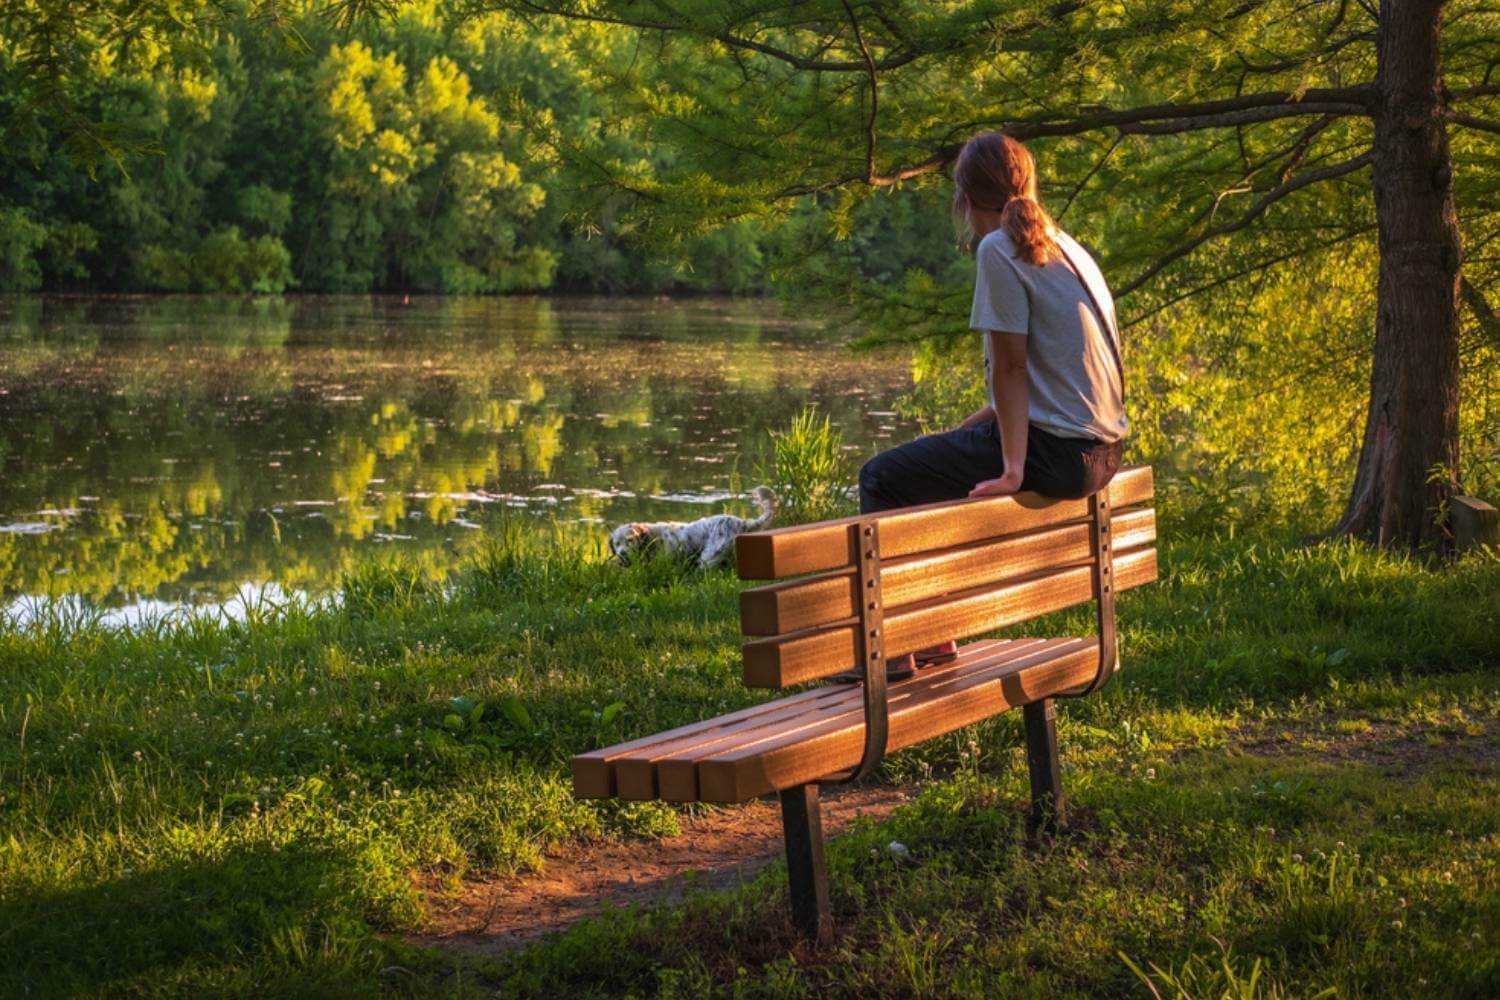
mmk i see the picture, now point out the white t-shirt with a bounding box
[968,228,1128,443]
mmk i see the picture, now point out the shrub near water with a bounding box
[767,407,858,523]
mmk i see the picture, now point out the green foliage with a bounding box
[0,3,848,294]
[141,227,295,293]
[766,407,857,523]
[0,207,47,291]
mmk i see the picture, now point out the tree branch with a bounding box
[777,87,1372,196]
[1057,135,1123,221]
[1009,86,1372,139]
[1122,224,1376,327]
[840,0,880,183]
[1117,151,1373,296]
[1449,83,1500,101]
[1461,276,1500,349]
[498,0,926,72]
[1447,112,1500,136]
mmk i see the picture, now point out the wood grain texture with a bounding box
[739,507,1155,636]
[572,638,1062,803]
[742,546,1157,688]
[615,686,860,800]
[656,640,1038,801]
[570,683,845,798]
[734,465,1153,580]
[589,640,1020,801]
[699,638,1100,802]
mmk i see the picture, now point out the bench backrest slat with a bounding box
[735,465,1154,580]
[740,507,1155,637]
[742,547,1156,688]
[734,465,1157,689]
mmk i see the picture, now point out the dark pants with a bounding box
[859,421,1122,514]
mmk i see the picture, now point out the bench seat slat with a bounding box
[742,545,1157,688]
[567,637,1099,804]
[655,639,1045,801]
[740,507,1155,636]
[612,681,877,800]
[735,465,1153,580]
[570,682,848,797]
[699,637,1097,802]
[584,639,1025,801]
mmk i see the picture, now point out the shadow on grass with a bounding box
[0,841,392,998]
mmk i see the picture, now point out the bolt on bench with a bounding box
[572,466,1158,942]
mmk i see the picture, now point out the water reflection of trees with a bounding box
[0,297,910,603]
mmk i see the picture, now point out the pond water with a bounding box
[0,296,915,623]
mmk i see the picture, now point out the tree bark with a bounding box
[1337,0,1462,551]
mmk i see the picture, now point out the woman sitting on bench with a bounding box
[858,132,1129,676]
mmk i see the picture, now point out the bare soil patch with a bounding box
[415,783,914,956]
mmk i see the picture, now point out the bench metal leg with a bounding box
[1023,698,1065,838]
[779,783,831,943]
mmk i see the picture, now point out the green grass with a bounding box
[1,510,1497,996]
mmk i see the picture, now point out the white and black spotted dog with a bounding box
[609,487,777,569]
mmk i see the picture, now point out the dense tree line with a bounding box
[0,2,943,295]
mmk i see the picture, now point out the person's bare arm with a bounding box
[957,404,995,429]
[969,331,1028,497]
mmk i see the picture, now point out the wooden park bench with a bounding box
[572,466,1158,941]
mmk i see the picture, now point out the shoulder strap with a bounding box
[1054,239,1126,404]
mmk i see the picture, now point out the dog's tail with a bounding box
[747,486,777,529]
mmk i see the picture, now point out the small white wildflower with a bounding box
[1398,897,1408,908]
[887,841,909,860]
[132,750,142,762]
[1292,853,1303,863]
[1392,919,1404,930]
[373,681,381,690]
[1145,768,1156,780]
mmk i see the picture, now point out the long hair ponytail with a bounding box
[952,132,1059,266]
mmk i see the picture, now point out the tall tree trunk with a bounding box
[1337,0,1462,551]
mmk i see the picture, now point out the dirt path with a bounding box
[416,783,914,956]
